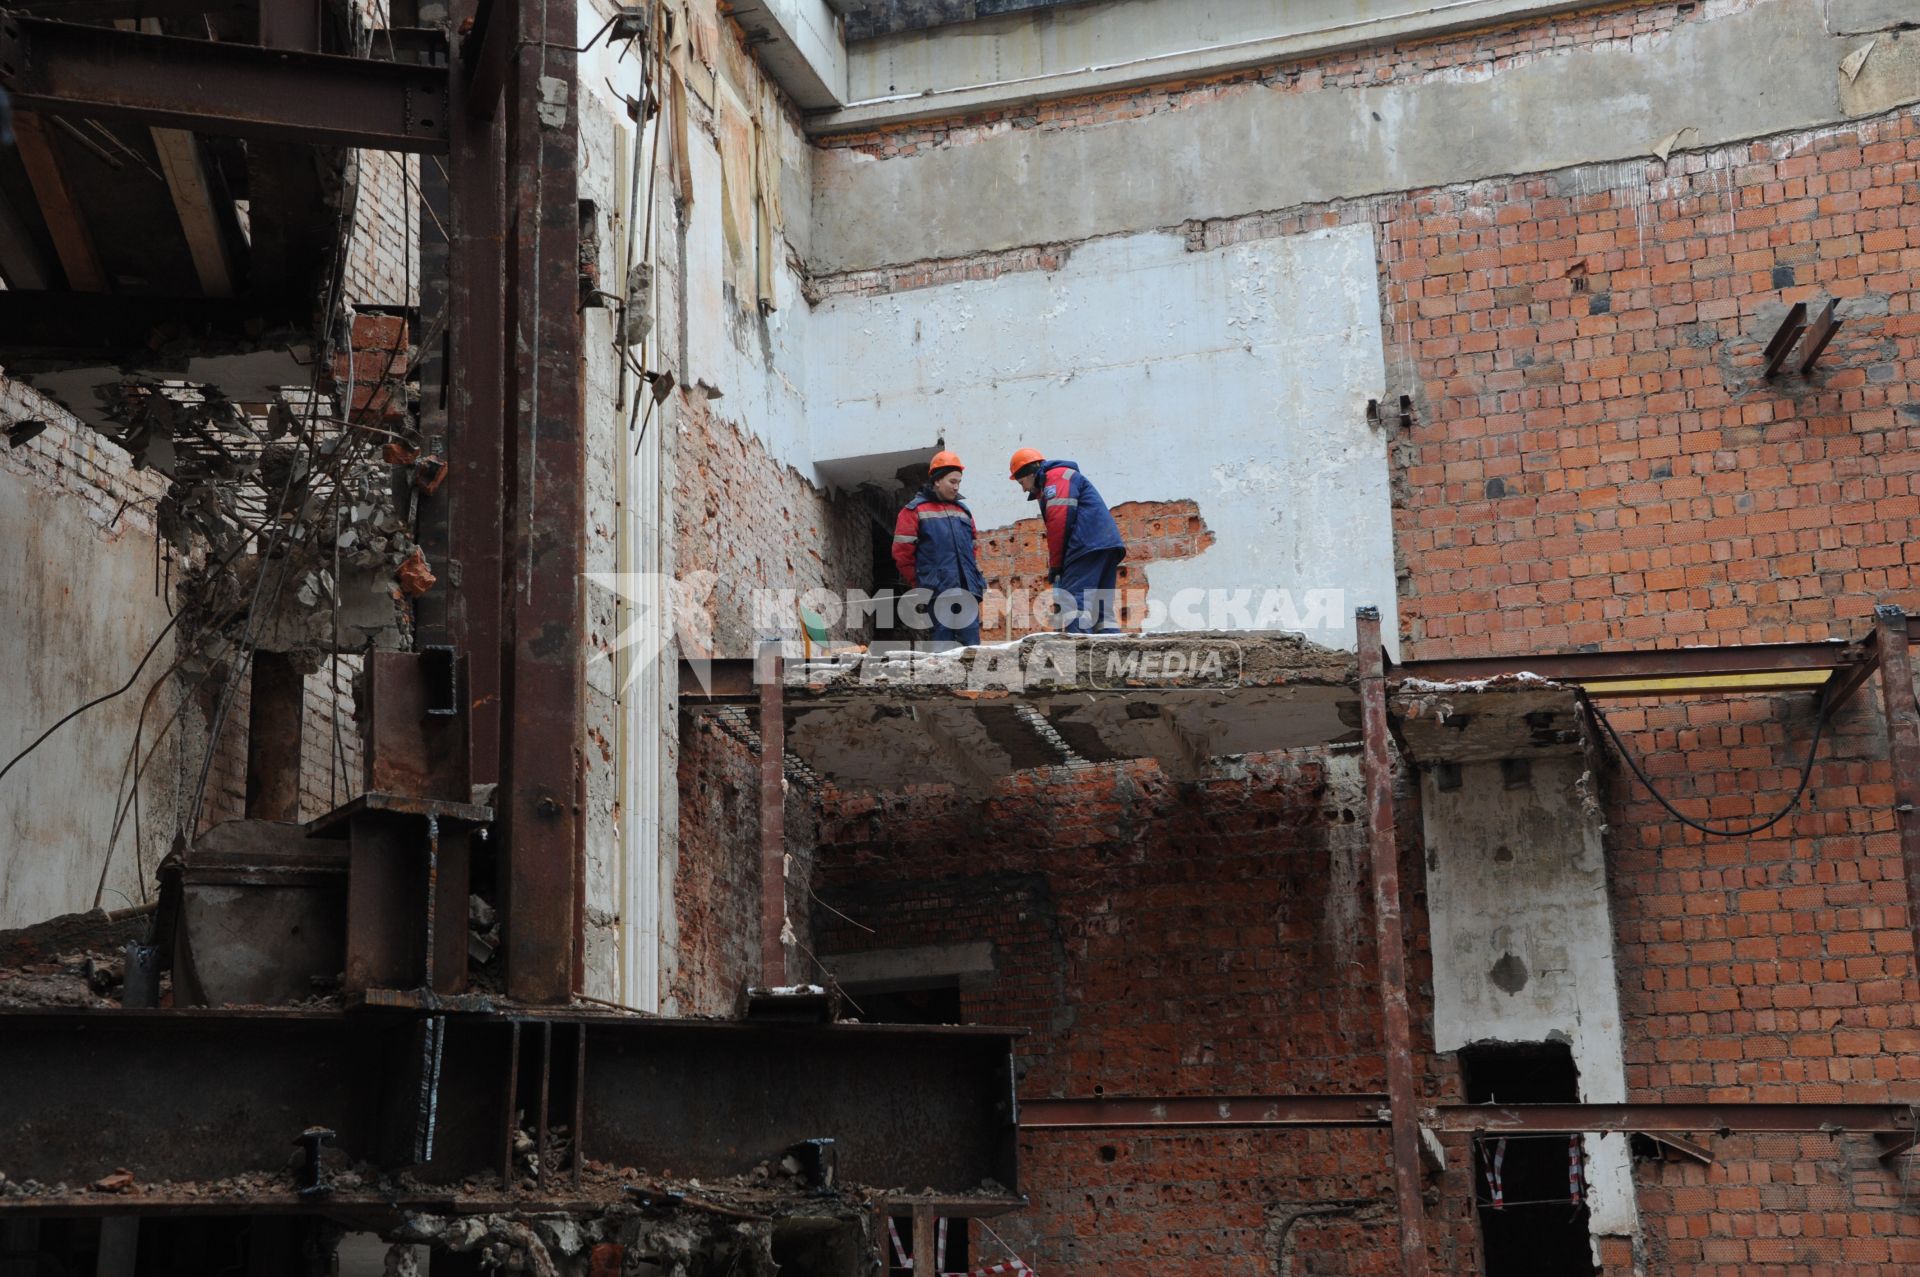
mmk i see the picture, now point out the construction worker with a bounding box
[1008,448,1126,634]
[892,450,987,647]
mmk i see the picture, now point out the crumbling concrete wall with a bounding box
[1420,754,1636,1254]
[0,386,178,927]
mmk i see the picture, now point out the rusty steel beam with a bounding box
[1874,607,1920,978]
[462,0,513,118]
[1357,607,1431,1277]
[494,0,582,1003]
[446,0,507,786]
[680,657,759,702]
[1762,301,1809,379]
[1820,624,1883,716]
[760,645,787,987]
[1020,1095,1389,1128]
[0,1010,1021,1199]
[1425,1102,1916,1135]
[244,650,305,822]
[1018,1095,1917,1135]
[1397,638,1863,687]
[0,13,449,151]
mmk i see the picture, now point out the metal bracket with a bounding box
[293,1126,335,1197]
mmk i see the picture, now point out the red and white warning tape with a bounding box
[885,1216,1035,1276]
[1568,1134,1583,1205]
[1483,1136,1507,1209]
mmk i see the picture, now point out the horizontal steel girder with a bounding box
[1018,1095,1919,1134]
[0,13,449,151]
[0,1010,1019,1198]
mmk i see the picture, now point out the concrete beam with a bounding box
[810,0,1893,274]
[728,0,848,109]
[826,0,1609,130]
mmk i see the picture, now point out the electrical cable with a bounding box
[1589,697,1832,838]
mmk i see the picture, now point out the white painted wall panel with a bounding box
[808,224,1396,650]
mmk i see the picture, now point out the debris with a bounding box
[412,455,447,495]
[1841,39,1876,83]
[384,440,421,465]
[396,547,437,597]
[91,1168,135,1193]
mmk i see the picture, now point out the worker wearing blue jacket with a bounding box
[893,450,988,647]
[1008,448,1126,634]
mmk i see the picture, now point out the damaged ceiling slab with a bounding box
[703,637,1605,791]
[1390,674,1591,763]
[755,632,1362,790]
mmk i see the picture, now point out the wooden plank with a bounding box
[149,128,235,297]
[125,21,234,297]
[911,1208,936,1275]
[11,110,108,292]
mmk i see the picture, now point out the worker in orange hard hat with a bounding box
[892,450,986,648]
[1009,449,1126,634]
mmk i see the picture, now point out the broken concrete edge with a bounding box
[771,630,1358,700]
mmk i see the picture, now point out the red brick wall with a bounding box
[1381,114,1920,656]
[973,499,1216,638]
[815,757,1478,1275]
[668,398,866,1012]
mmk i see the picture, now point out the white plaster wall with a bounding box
[807,224,1396,651]
[1421,756,1636,1242]
[0,391,177,927]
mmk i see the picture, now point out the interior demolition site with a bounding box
[2,1,1920,1274]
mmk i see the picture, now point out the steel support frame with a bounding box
[1356,607,1431,1277]
[490,0,584,1004]
[0,1010,1022,1201]
[0,11,450,151]
[1017,1095,1918,1135]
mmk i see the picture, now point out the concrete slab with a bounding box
[1391,675,1587,763]
[772,631,1359,789]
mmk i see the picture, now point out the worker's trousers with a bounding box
[929,589,981,648]
[1053,548,1124,634]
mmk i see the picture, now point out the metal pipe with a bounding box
[1357,606,1431,1277]
[759,643,787,987]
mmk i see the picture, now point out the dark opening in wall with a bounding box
[772,1218,864,1276]
[852,982,962,1025]
[1458,1042,1598,1277]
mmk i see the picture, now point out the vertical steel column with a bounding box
[1356,607,1432,1277]
[496,0,583,1003]
[1873,607,1920,968]
[245,650,304,821]
[759,644,787,987]
[448,0,507,786]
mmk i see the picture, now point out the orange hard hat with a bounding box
[929,450,964,475]
[1008,447,1044,479]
